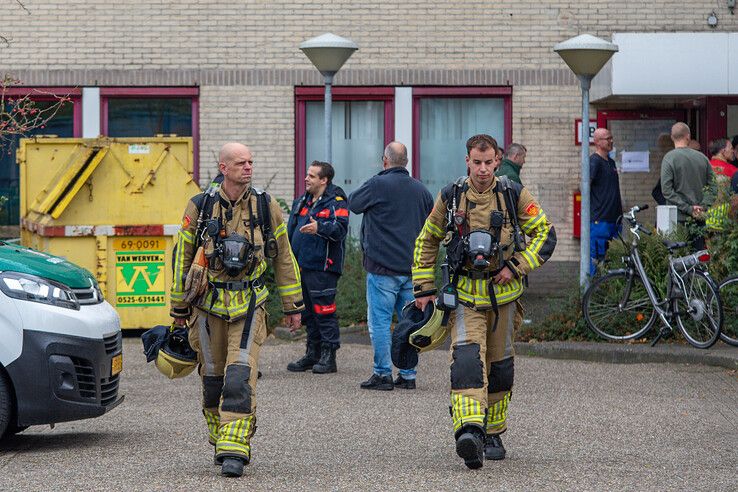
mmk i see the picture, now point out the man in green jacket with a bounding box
[495,143,527,185]
[660,123,716,224]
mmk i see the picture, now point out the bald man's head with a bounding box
[218,142,253,189]
[671,123,690,143]
[593,128,613,155]
[219,142,250,164]
[383,141,408,167]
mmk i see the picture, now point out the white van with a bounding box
[0,241,123,440]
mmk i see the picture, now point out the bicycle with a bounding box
[582,204,723,349]
[718,275,738,346]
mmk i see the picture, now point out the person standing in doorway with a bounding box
[708,138,737,179]
[589,128,622,276]
[661,123,716,225]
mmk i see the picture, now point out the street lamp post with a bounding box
[300,33,358,164]
[554,34,618,289]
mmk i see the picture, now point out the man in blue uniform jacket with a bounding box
[287,161,349,374]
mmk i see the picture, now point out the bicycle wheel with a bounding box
[674,270,722,349]
[583,271,656,341]
[718,276,738,347]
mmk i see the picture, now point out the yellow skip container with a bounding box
[18,136,201,329]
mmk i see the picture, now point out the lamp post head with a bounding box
[300,33,358,76]
[554,34,618,78]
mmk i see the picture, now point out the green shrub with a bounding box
[601,225,690,297]
[523,223,690,342]
[263,236,367,329]
[517,288,595,342]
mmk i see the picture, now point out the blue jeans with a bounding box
[590,220,620,276]
[366,273,417,379]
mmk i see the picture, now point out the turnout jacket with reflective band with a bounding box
[170,187,303,320]
[287,183,349,274]
[412,176,556,309]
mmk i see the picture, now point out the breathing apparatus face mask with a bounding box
[220,233,255,276]
[466,230,497,270]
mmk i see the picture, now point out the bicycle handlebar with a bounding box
[620,205,653,239]
[629,204,649,214]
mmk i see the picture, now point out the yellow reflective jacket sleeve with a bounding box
[170,198,200,318]
[411,192,447,297]
[510,187,557,277]
[269,199,304,314]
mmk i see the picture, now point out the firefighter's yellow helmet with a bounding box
[405,302,448,353]
[155,327,198,379]
[392,301,450,370]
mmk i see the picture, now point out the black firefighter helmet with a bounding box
[391,301,447,370]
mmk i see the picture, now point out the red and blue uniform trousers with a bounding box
[300,269,341,348]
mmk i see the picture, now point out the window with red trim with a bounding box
[0,87,81,226]
[100,87,200,179]
[295,87,394,198]
[412,87,512,198]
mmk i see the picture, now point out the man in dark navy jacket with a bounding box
[349,142,433,390]
[590,128,622,276]
[287,161,349,374]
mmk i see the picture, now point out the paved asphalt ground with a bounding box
[1,335,736,491]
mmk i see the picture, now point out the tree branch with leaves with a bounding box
[0,75,72,152]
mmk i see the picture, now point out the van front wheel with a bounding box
[0,370,11,440]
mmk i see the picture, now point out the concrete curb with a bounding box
[514,340,738,370]
[273,325,738,370]
[273,324,366,341]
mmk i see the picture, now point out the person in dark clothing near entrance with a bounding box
[495,143,526,185]
[349,141,433,390]
[589,128,622,276]
[661,123,716,249]
[287,161,349,374]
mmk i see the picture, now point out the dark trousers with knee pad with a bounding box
[448,300,522,436]
[301,269,340,347]
[188,302,267,462]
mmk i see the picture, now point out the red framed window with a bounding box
[100,87,200,179]
[0,87,82,225]
[294,87,394,198]
[412,87,512,198]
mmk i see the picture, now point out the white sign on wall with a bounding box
[621,151,650,172]
[574,119,597,146]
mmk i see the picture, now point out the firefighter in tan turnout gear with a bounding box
[413,134,556,469]
[170,142,303,478]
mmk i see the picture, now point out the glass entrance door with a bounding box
[597,110,686,226]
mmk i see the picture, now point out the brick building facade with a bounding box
[3,1,738,286]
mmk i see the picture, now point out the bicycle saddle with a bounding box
[662,240,688,250]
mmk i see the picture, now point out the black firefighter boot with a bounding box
[221,457,246,477]
[312,343,337,374]
[287,341,321,372]
[455,424,485,470]
[484,432,506,460]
